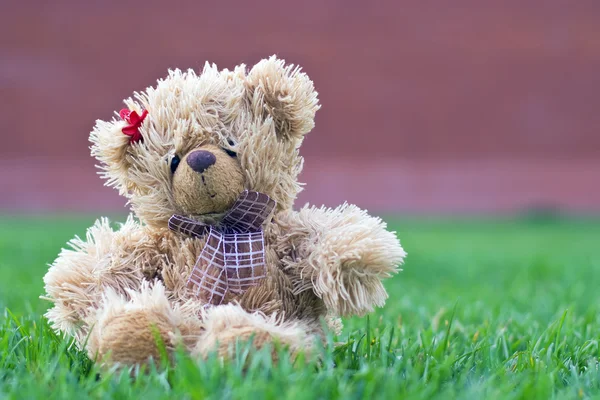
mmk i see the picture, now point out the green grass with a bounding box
[1,215,600,399]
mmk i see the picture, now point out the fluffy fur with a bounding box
[43,55,405,366]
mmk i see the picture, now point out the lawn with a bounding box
[1,215,599,399]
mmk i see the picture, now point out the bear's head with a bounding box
[90,56,320,228]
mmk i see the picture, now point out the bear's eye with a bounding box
[224,139,237,158]
[224,148,237,158]
[170,155,181,173]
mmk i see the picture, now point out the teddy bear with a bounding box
[43,56,406,366]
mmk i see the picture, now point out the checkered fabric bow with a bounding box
[168,191,276,305]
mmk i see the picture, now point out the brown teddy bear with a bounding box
[43,56,406,366]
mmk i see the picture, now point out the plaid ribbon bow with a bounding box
[168,191,276,305]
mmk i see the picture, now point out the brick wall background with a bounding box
[2,1,599,214]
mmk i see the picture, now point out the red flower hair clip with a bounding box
[119,108,148,143]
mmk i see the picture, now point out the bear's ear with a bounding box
[245,56,320,142]
[89,110,141,195]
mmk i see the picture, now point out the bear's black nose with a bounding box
[186,150,216,173]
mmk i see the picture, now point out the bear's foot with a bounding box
[87,282,203,366]
[194,303,317,361]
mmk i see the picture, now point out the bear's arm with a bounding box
[269,204,406,317]
[43,215,154,340]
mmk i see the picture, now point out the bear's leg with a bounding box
[87,281,204,366]
[193,303,316,361]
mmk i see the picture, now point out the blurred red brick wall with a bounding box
[1,1,599,214]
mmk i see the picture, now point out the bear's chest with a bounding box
[156,231,279,305]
